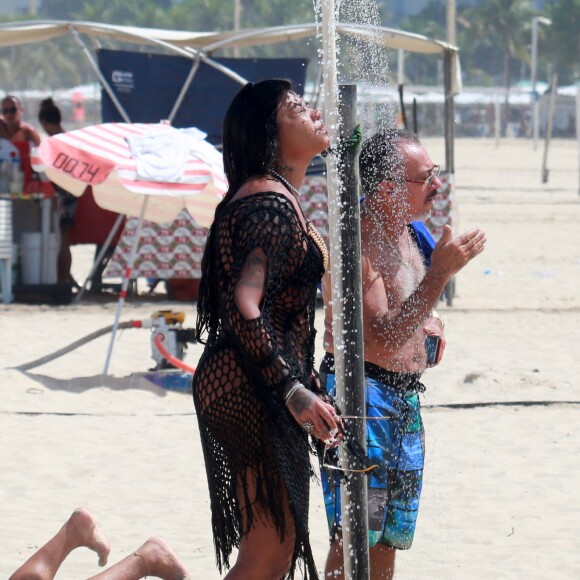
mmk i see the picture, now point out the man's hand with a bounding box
[429,225,486,281]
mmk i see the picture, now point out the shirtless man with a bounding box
[320,129,486,579]
[0,95,41,145]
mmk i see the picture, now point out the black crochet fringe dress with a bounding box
[192,192,326,579]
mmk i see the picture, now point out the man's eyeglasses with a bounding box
[405,164,440,188]
[2,107,17,115]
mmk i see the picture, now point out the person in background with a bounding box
[193,79,340,579]
[38,97,64,138]
[10,507,190,580]
[320,129,487,579]
[0,95,41,146]
[38,98,78,285]
[1,95,41,194]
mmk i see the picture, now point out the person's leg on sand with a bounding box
[224,468,296,580]
[369,545,396,580]
[87,536,190,580]
[325,537,343,579]
[325,535,396,580]
[10,507,110,580]
[57,225,73,284]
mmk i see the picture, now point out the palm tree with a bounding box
[463,0,534,135]
[545,0,580,85]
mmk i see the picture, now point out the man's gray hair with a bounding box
[359,129,420,196]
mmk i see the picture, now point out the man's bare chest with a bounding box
[377,250,426,306]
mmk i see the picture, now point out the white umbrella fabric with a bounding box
[32,122,227,374]
[32,122,225,227]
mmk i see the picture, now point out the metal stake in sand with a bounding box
[321,1,370,577]
[577,80,580,196]
[541,72,558,183]
[103,196,149,375]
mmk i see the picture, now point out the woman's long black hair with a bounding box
[195,79,292,344]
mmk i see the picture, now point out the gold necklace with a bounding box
[307,221,330,271]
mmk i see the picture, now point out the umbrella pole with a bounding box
[102,197,149,376]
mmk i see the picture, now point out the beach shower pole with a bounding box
[321,1,369,577]
[338,84,370,579]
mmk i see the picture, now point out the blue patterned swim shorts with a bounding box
[320,354,425,550]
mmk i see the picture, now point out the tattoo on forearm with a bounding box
[288,389,313,415]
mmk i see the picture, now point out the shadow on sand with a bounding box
[16,369,192,398]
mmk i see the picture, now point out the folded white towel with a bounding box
[126,127,223,183]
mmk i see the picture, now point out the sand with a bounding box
[1,138,578,579]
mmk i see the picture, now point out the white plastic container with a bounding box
[20,232,59,285]
[0,199,11,241]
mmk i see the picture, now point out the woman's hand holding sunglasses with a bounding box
[284,382,344,446]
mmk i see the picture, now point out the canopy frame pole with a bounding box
[185,50,248,85]
[200,22,455,55]
[71,26,247,122]
[75,24,249,86]
[443,48,455,175]
[70,29,132,123]
[39,197,52,284]
[167,55,202,123]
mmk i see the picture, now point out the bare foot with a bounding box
[65,508,110,567]
[137,536,190,580]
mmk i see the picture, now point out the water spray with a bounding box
[320,0,370,577]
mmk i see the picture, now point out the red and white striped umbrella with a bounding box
[32,123,227,374]
[32,122,226,228]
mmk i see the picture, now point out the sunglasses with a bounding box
[2,107,18,115]
[321,416,381,477]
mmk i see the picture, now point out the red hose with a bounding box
[153,334,196,374]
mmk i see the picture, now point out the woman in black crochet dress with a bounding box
[193,79,342,579]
